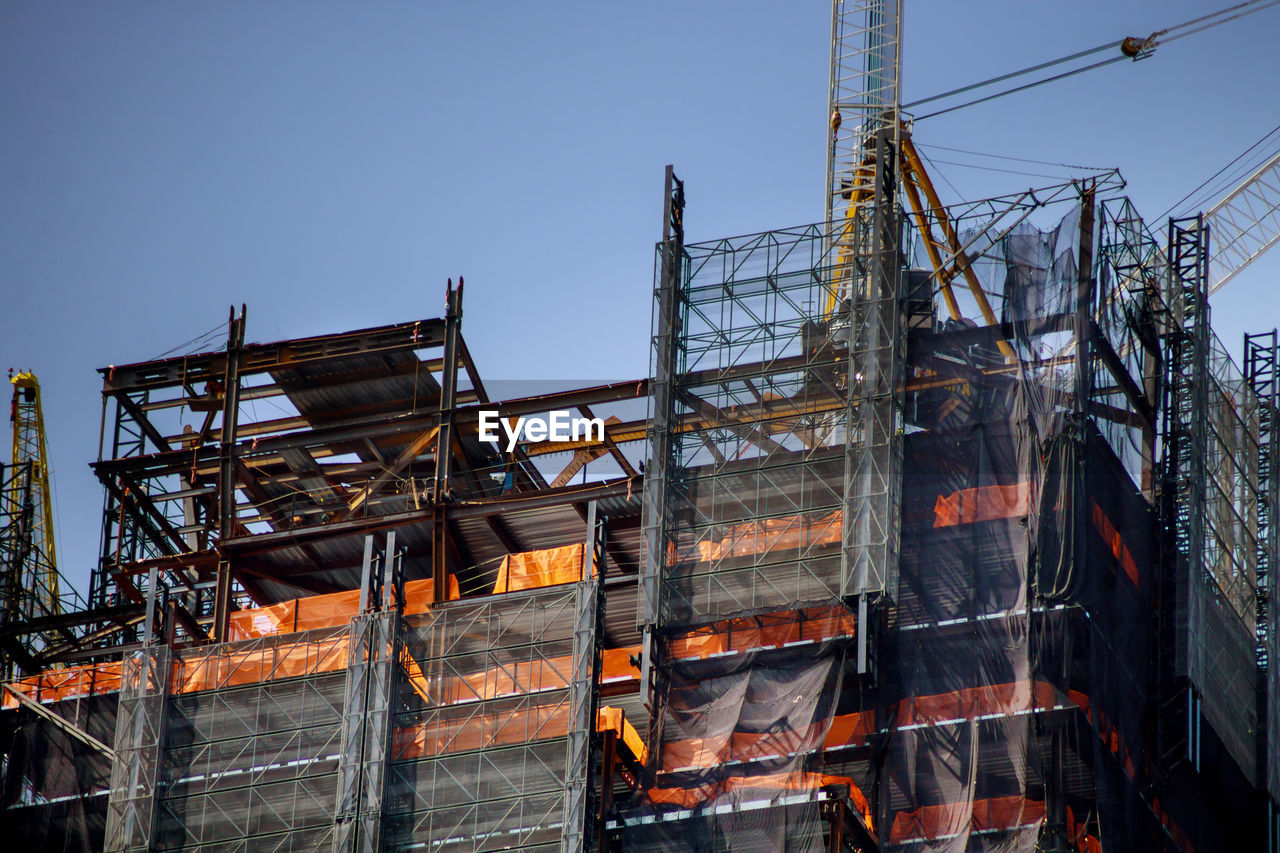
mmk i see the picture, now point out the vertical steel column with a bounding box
[104,644,171,852]
[564,501,606,853]
[212,306,246,642]
[334,536,401,853]
[95,390,149,611]
[1248,329,1280,797]
[840,126,905,615]
[1160,215,1211,772]
[432,281,462,604]
[639,166,683,741]
[1074,182,1097,413]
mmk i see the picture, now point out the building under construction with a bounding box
[4,3,1280,852]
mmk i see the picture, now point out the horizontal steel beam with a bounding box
[101,317,445,393]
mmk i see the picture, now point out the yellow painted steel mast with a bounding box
[4,371,61,631]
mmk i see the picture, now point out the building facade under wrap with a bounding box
[1,172,1278,852]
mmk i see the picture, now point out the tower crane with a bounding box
[824,1,1280,331]
[1,370,63,677]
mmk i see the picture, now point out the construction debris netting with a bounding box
[627,201,1179,851]
[3,195,1272,852]
[882,204,1163,851]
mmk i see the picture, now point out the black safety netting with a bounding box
[0,692,116,852]
[627,201,1192,851]
[621,642,846,853]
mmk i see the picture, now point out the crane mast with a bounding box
[825,0,902,226]
[1,371,61,676]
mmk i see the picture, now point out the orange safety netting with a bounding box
[666,605,856,661]
[894,679,1072,728]
[695,510,842,563]
[1,661,123,709]
[172,633,351,693]
[400,644,641,707]
[889,796,1045,843]
[932,482,1030,528]
[661,709,875,773]
[4,575,462,707]
[391,703,647,765]
[493,543,587,594]
[1091,500,1140,587]
[648,772,874,829]
[228,574,460,641]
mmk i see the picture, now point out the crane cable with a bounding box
[1156,124,1280,222]
[906,0,1280,122]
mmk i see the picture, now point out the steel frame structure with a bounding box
[5,170,1280,851]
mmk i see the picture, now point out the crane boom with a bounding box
[1205,147,1280,295]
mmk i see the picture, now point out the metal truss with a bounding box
[1206,148,1280,296]
[334,611,400,853]
[1162,215,1266,782]
[826,0,902,225]
[646,211,903,629]
[386,583,599,852]
[1247,330,1280,798]
[105,644,170,852]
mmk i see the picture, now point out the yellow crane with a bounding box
[2,371,61,667]
[823,1,1014,359]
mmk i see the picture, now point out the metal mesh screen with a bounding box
[384,583,596,853]
[154,628,348,852]
[649,218,903,627]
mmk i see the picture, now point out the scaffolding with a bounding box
[3,166,1280,852]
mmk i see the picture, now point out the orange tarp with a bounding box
[493,543,586,594]
[666,606,856,661]
[228,574,459,641]
[663,719,829,771]
[4,575,462,706]
[894,680,1069,728]
[648,771,872,829]
[889,796,1045,843]
[658,681,1080,777]
[1,661,124,709]
[824,709,875,749]
[401,643,641,707]
[661,709,875,773]
[175,575,462,693]
[1091,500,1140,587]
[601,647,640,684]
[598,704,648,764]
[172,633,350,693]
[695,510,843,563]
[391,703,647,764]
[933,483,1030,528]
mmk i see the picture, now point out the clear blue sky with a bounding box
[2,1,1277,595]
